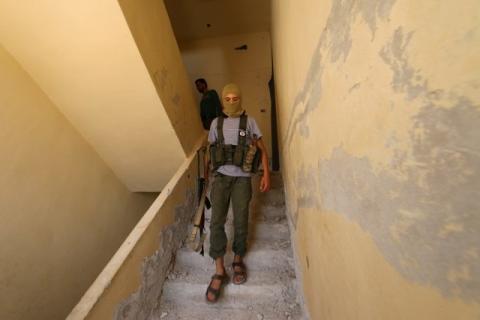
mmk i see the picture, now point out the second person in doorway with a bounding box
[195,78,223,130]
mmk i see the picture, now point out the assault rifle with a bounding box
[188,147,211,254]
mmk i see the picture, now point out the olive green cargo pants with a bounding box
[209,173,252,259]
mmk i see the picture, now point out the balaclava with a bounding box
[221,83,244,118]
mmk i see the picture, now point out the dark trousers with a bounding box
[209,173,252,259]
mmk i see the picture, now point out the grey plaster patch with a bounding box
[296,165,319,209]
[114,189,196,320]
[296,98,480,301]
[358,0,397,38]
[283,0,397,149]
[284,41,324,150]
[379,27,429,100]
[299,122,310,138]
[328,0,395,62]
[326,0,355,63]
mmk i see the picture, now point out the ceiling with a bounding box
[164,0,271,42]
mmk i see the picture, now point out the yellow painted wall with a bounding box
[118,0,204,155]
[0,46,156,320]
[180,32,273,155]
[272,0,480,319]
[0,0,185,191]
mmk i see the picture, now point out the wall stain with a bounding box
[114,189,195,320]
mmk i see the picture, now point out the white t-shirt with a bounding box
[208,115,263,177]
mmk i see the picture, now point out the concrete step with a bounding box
[160,277,298,310]
[253,188,286,205]
[252,204,287,221]
[168,264,296,284]
[154,304,303,320]
[176,240,294,271]
[254,199,286,210]
[248,219,289,240]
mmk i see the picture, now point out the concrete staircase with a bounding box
[154,173,304,320]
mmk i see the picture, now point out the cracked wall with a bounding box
[272,0,480,319]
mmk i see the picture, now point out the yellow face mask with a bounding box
[221,83,244,118]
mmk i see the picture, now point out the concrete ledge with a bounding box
[67,135,206,320]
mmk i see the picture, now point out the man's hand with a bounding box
[260,173,270,192]
[256,138,270,193]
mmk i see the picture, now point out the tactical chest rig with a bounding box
[210,114,261,173]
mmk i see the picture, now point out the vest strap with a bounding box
[237,114,248,146]
[217,116,225,144]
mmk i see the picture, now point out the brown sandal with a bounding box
[232,262,247,285]
[205,273,228,303]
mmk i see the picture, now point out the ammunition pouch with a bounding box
[210,143,234,170]
[210,114,261,173]
[251,149,261,173]
[210,143,260,173]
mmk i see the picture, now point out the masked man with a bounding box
[204,83,271,303]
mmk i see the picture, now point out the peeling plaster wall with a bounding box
[0,45,156,320]
[272,0,480,319]
[179,31,273,156]
[118,0,204,155]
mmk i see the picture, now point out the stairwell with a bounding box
[155,172,305,320]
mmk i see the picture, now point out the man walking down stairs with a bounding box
[156,173,305,320]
